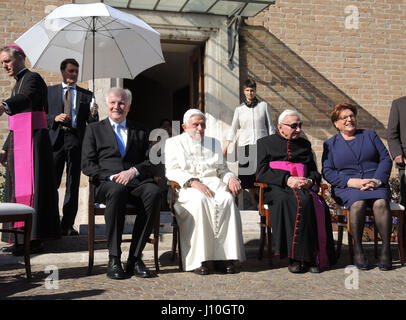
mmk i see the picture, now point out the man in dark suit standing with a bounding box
[387,96,406,252]
[47,58,99,236]
[82,87,161,280]
[0,45,60,254]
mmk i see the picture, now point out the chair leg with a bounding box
[23,216,32,279]
[397,214,405,265]
[88,210,95,275]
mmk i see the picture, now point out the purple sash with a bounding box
[269,161,329,270]
[9,111,47,228]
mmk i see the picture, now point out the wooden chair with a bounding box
[0,203,34,279]
[87,177,160,275]
[168,180,183,271]
[254,182,273,266]
[320,183,405,265]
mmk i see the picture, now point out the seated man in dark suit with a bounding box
[81,87,161,280]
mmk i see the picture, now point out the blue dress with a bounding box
[322,129,392,209]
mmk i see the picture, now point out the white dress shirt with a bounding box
[107,118,139,181]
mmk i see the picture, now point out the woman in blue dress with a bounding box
[322,103,393,270]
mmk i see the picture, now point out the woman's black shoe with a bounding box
[378,250,392,271]
[354,260,370,270]
[353,254,370,270]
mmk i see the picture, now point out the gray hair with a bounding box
[106,87,132,106]
[183,108,205,125]
[278,109,302,124]
[0,46,26,59]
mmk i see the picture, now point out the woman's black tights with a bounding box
[349,199,392,266]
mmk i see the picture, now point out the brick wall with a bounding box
[240,0,406,172]
[0,0,78,145]
[1,0,405,176]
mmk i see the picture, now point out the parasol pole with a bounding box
[92,16,95,96]
[90,16,96,111]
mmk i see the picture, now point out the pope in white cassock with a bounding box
[165,109,246,275]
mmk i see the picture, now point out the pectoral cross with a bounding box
[192,166,199,176]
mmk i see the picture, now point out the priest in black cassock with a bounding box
[256,109,335,273]
[0,45,60,255]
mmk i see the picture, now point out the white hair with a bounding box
[278,109,302,124]
[183,108,206,125]
[106,87,132,106]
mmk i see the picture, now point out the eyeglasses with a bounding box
[281,122,302,129]
[339,114,356,121]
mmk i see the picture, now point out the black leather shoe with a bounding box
[107,256,127,280]
[288,260,304,273]
[378,263,392,271]
[61,227,79,236]
[193,262,209,275]
[302,262,320,273]
[126,258,152,278]
[224,261,236,274]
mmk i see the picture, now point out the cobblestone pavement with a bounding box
[1,242,405,303]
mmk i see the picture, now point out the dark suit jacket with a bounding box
[81,118,153,186]
[388,96,406,161]
[46,84,98,147]
[3,69,49,152]
[4,69,47,114]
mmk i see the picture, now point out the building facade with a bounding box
[0,0,405,228]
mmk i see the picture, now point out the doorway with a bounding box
[124,41,205,132]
